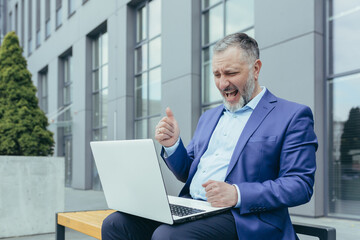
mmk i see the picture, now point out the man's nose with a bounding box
[218,75,229,90]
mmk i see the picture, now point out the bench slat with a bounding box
[57,210,115,239]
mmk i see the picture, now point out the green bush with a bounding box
[0,32,54,156]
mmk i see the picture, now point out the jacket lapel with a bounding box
[225,90,277,177]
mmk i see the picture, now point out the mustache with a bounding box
[222,86,238,92]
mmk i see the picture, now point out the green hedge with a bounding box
[0,32,54,156]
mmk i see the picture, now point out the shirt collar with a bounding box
[224,86,267,114]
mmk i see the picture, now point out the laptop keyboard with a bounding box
[170,204,206,217]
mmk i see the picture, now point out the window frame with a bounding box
[38,67,49,114]
[133,0,162,139]
[325,0,360,220]
[200,0,254,111]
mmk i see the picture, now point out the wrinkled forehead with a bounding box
[212,47,249,68]
[212,46,249,63]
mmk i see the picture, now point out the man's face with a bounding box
[212,46,257,112]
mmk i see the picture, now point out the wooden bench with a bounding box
[56,210,336,240]
[56,210,115,240]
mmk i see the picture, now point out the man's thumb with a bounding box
[166,107,174,119]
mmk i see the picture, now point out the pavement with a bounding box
[2,188,360,240]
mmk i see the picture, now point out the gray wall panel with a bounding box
[255,0,315,49]
[260,34,315,110]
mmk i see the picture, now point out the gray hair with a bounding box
[213,32,259,65]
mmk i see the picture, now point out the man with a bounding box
[102,33,318,240]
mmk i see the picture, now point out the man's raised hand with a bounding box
[155,107,180,147]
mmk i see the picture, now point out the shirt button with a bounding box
[215,153,219,156]
[223,132,227,136]
[233,115,237,118]
[202,170,206,174]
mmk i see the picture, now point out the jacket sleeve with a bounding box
[160,138,195,183]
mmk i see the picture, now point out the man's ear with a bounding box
[253,59,262,81]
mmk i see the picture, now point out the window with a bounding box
[9,11,12,32]
[21,0,24,47]
[134,0,161,139]
[56,0,62,28]
[36,0,41,47]
[59,53,73,187]
[45,0,51,38]
[38,68,48,114]
[201,0,254,111]
[15,4,18,34]
[68,0,75,16]
[28,0,33,55]
[327,0,360,219]
[91,31,108,190]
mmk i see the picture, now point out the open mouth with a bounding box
[224,89,238,98]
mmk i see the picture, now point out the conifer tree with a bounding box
[0,32,54,155]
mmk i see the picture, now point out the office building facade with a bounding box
[1,0,359,220]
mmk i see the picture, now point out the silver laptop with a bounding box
[90,139,230,225]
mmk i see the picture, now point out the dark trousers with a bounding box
[101,210,238,240]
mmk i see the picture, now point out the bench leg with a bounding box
[56,213,65,240]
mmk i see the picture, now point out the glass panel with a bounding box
[64,137,72,187]
[149,67,161,115]
[149,116,161,140]
[329,0,360,74]
[56,7,62,26]
[36,30,41,46]
[68,0,75,14]
[136,5,147,43]
[92,37,99,69]
[102,127,108,141]
[41,74,48,96]
[135,44,148,74]
[101,88,108,127]
[135,119,147,139]
[64,85,71,105]
[149,37,161,68]
[101,65,108,89]
[28,39,32,55]
[92,70,99,92]
[329,73,360,218]
[92,93,100,128]
[63,109,72,134]
[331,0,360,17]
[64,58,70,83]
[149,0,161,38]
[202,0,221,9]
[226,0,254,35]
[202,4,223,45]
[46,20,51,37]
[93,129,100,141]
[42,97,48,114]
[135,73,148,118]
[202,46,221,104]
[101,32,108,65]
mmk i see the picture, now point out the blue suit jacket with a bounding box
[161,89,318,240]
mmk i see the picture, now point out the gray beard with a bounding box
[223,72,255,112]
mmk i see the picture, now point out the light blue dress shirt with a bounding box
[165,87,266,208]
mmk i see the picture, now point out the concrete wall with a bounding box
[0,156,64,238]
[255,0,325,217]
